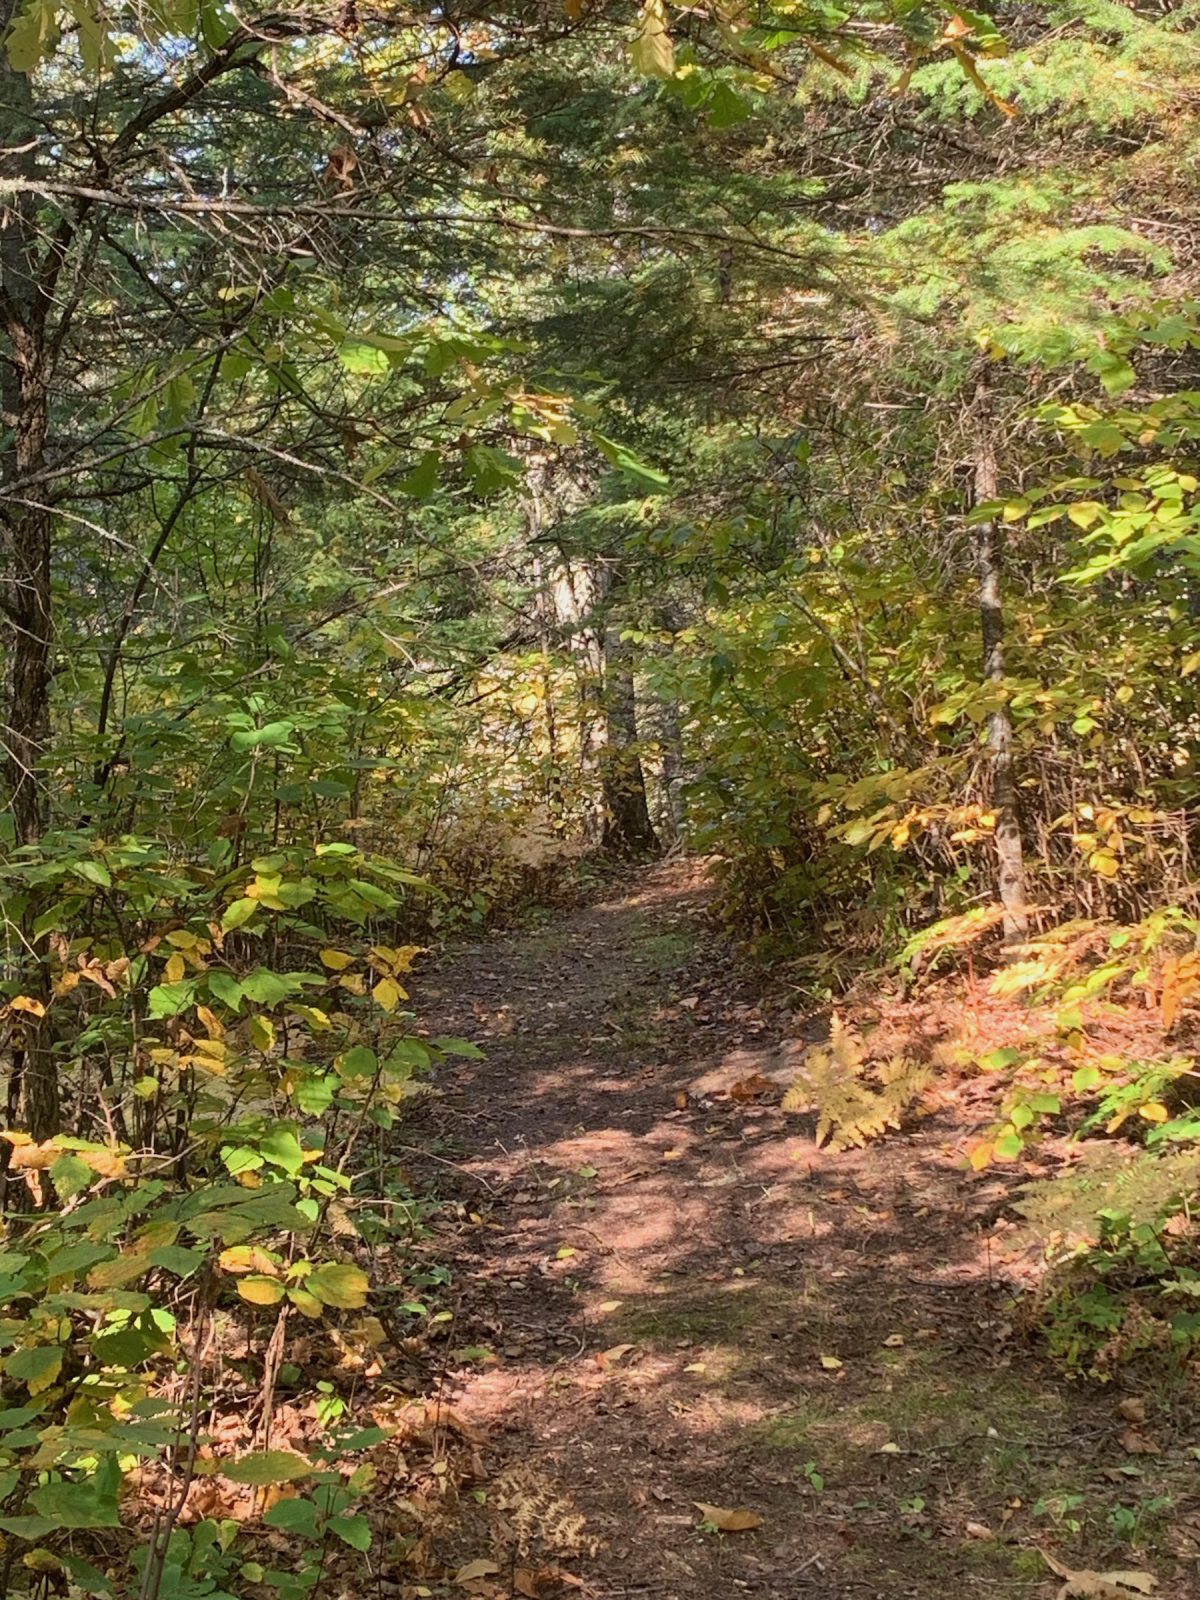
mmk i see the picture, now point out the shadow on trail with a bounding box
[403,862,1158,1600]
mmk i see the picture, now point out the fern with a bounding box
[1016,1145,1200,1252]
[783,1016,931,1151]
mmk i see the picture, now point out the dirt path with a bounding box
[407,862,1196,1599]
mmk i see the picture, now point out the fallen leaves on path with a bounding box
[595,1343,636,1368]
[694,1503,764,1532]
[456,1557,501,1584]
[1040,1549,1157,1599]
[729,1072,777,1102]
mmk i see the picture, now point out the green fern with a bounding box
[1017,1145,1200,1253]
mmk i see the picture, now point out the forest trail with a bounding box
[408,861,1168,1600]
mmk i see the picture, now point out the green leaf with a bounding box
[593,433,669,489]
[306,1262,369,1310]
[1027,1092,1061,1115]
[993,1130,1024,1162]
[148,1245,206,1277]
[0,1514,58,1540]
[1090,350,1137,396]
[431,1036,484,1059]
[464,443,521,494]
[707,81,750,128]
[50,1154,93,1199]
[338,1045,377,1080]
[240,968,300,1006]
[70,859,112,888]
[44,1242,112,1281]
[69,0,115,74]
[337,1426,392,1451]
[147,979,198,1019]
[225,1451,312,1486]
[29,1485,119,1529]
[339,340,390,375]
[978,1047,1022,1072]
[59,1554,115,1596]
[6,0,59,72]
[221,897,260,932]
[397,449,440,499]
[260,1125,304,1177]
[264,1496,321,1539]
[230,720,296,753]
[207,971,244,1011]
[293,1072,336,1116]
[6,1346,63,1393]
[330,1513,371,1550]
[90,1324,165,1367]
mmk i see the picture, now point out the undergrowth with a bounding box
[0,834,480,1597]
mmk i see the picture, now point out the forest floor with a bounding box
[400,860,1200,1600]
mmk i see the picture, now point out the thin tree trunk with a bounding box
[551,554,607,843]
[600,624,659,859]
[0,18,59,1137]
[973,379,1028,948]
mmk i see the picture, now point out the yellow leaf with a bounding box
[1089,849,1120,880]
[10,1139,58,1170]
[250,1015,276,1052]
[1138,1102,1169,1123]
[195,1005,224,1039]
[10,996,46,1018]
[373,976,405,1012]
[320,949,356,971]
[81,1149,126,1178]
[693,1503,763,1532]
[819,1354,843,1371]
[165,954,186,983]
[968,1140,994,1171]
[219,1246,278,1275]
[238,1275,286,1306]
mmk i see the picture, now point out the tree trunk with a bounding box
[600,624,660,859]
[0,20,60,1137]
[972,380,1028,948]
[550,554,607,843]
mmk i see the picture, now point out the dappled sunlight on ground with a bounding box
[406,862,1200,1599]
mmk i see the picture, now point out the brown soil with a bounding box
[402,860,1199,1600]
